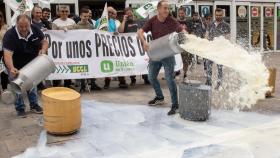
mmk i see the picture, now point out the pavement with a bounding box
[0,52,279,158]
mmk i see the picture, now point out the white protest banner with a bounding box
[45,30,183,80]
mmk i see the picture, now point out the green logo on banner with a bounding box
[55,65,89,73]
[68,65,89,73]
[16,0,22,3]
[101,60,114,73]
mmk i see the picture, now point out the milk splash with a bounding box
[180,34,270,109]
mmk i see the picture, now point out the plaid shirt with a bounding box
[207,20,230,41]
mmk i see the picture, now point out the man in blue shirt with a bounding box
[3,15,48,118]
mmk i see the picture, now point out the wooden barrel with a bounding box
[42,87,81,135]
[266,68,277,97]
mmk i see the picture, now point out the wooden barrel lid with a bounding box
[42,87,80,100]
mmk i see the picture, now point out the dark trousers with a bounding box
[1,72,8,90]
[105,77,126,85]
[148,56,178,108]
[130,75,149,82]
[53,80,72,87]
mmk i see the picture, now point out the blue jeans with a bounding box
[8,73,38,111]
[205,60,223,86]
[148,56,178,108]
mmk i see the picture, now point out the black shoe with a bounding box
[215,82,222,90]
[205,80,212,86]
[30,104,43,114]
[130,82,136,86]
[175,71,181,76]
[80,86,86,93]
[119,83,128,89]
[91,83,101,91]
[144,80,150,85]
[104,84,110,89]
[167,107,178,116]
[130,78,136,86]
[17,109,27,118]
[148,97,164,106]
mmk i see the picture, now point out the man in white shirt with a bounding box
[52,5,76,88]
[52,5,76,31]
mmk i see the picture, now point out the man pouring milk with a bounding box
[138,0,187,115]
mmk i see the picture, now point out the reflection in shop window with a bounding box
[251,6,261,49]
[199,5,213,18]
[216,5,230,24]
[263,7,274,51]
[236,5,249,48]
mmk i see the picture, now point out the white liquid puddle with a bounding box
[13,101,280,158]
[180,34,270,109]
[13,35,276,158]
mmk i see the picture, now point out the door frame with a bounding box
[275,3,280,52]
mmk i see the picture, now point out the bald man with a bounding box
[3,14,48,118]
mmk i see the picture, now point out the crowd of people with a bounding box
[0,0,230,117]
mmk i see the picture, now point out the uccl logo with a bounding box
[101,60,114,73]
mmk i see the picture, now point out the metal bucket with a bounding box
[1,89,16,104]
[178,80,211,121]
[10,54,55,93]
[147,32,186,61]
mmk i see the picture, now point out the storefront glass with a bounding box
[236,5,249,48]
[180,5,195,20]
[251,6,261,49]
[199,5,213,18]
[263,6,274,51]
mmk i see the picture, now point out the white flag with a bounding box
[38,0,52,9]
[97,3,109,31]
[4,0,34,26]
[4,0,33,12]
[135,1,158,19]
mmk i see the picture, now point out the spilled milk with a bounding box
[180,34,270,109]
